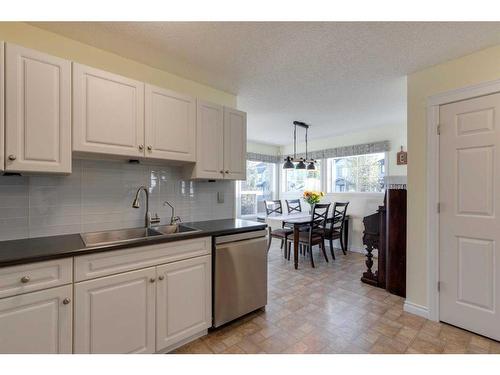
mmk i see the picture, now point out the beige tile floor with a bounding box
[173,242,500,354]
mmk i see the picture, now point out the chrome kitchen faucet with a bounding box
[132,186,160,228]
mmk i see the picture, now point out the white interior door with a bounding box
[0,41,4,171]
[145,84,196,162]
[5,43,71,173]
[223,107,247,180]
[439,92,500,340]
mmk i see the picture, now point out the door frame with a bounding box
[425,78,500,321]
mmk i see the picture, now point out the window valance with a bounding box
[247,140,390,164]
[246,152,281,163]
[292,140,390,160]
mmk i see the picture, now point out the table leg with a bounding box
[293,225,299,269]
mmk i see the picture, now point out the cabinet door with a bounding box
[192,100,224,179]
[5,43,71,173]
[0,285,72,353]
[145,84,196,162]
[0,42,4,171]
[156,255,211,351]
[74,267,156,354]
[223,107,247,180]
[73,63,145,158]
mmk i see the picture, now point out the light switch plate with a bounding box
[217,191,224,204]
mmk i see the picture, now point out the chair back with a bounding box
[264,200,283,216]
[309,203,331,233]
[330,202,349,231]
[285,199,302,214]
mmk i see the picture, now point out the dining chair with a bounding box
[286,203,331,268]
[264,200,293,255]
[285,198,309,255]
[285,199,302,214]
[265,200,283,216]
[324,201,350,259]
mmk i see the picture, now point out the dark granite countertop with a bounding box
[0,219,267,267]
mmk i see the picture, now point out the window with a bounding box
[237,161,277,217]
[327,153,385,193]
[282,160,321,193]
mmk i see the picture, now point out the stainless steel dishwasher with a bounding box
[213,229,268,328]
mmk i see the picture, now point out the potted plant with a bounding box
[302,190,325,213]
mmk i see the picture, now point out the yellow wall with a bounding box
[0,22,236,107]
[407,44,500,308]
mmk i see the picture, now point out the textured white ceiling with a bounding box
[31,22,500,145]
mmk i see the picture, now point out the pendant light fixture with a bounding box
[283,121,316,170]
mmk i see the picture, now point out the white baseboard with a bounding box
[347,246,365,255]
[404,300,430,319]
[326,244,365,255]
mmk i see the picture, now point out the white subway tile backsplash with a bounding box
[0,159,235,241]
[29,224,83,238]
[0,217,29,240]
[0,206,29,219]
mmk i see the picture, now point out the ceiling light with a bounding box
[282,121,317,170]
[283,156,295,169]
[306,161,316,170]
[296,159,306,169]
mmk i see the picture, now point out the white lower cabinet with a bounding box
[73,240,212,354]
[0,285,72,354]
[0,238,212,354]
[74,267,156,354]
[156,255,211,351]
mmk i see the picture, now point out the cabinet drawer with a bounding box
[75,237,211,282]
[0,258,73,299]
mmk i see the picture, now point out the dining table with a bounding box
[257,212,350,269]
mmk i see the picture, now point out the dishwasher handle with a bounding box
[215,229,267,245]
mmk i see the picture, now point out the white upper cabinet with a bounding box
[223,107,247,180]
[73,63,145,158]
[191,100,225,179]
[4,43,71,173]
[145,84,196,162]
[0,42,4,172]
[0,42,246,175]
[189,101,247,180]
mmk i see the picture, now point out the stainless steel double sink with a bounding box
[80,224,201,247]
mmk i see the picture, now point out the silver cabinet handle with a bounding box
[8,155,16,161]
[63,298,71,305]
[149,278,156,283]
[147,145,152,152]
[138,145,144,151]
[158,275,165,281]
[225,170,229,174]
[21,276,30,283]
